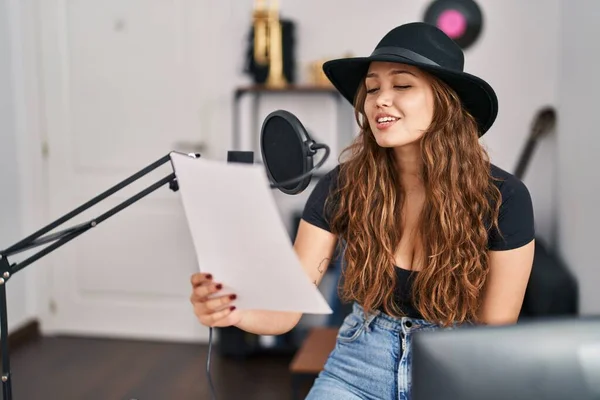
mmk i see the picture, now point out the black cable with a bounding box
[206,327,217,400]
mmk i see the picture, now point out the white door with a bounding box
[37,0,214,342]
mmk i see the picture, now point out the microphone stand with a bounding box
[0,152,194,400]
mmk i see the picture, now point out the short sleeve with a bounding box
[488,176,535,251]
[301,166,340,232]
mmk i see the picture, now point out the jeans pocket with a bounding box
[337,313,365,343]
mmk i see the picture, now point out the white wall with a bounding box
[557,0,600,315]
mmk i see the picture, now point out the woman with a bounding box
[190,22,535,399]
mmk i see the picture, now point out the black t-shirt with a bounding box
[301,163,535,319]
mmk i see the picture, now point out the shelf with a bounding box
[234,84,339,99]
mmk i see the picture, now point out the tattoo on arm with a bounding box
[314,258,330,286]
[318,258,329,274]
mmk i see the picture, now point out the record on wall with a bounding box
[423,0,483,50]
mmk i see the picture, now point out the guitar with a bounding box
[515,106,579,318]
[514,106,556,180]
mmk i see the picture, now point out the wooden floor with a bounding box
[3,335,311,400]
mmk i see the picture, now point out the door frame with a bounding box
[6,0,54,333]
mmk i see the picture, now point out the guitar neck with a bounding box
[514,137,539,180]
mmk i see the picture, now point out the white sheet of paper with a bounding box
[170,152,332,314]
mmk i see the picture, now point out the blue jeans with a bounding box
[305,302,442,400]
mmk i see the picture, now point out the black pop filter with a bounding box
[260,110,330,195]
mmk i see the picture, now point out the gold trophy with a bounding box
[253,0,287,88]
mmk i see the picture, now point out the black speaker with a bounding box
[227,151,254,164]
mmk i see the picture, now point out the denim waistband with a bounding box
[350,302,444,334]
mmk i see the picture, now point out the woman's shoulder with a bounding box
[488,163,535,250]
[300,164,342,233]
[490,163,519,183]
[489,163,531,201]
[321,164,341,181]
[312,164,342,194]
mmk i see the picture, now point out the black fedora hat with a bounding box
[323,22,498,136]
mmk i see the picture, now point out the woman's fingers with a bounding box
[191,281,224,301]
[191,292,236,315]
[199,304,237,326]
[190,272,213,287]
[203,293,237,311]
[189,273,240,327]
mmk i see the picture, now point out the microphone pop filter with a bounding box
[260,110,315,195]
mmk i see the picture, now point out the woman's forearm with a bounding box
[234,309,302,335]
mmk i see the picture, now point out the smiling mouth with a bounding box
[375,116,398,130]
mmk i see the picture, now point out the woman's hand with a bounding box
[190,273,243,328]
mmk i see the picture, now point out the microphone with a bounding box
[260,110,330,195]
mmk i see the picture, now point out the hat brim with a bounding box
[322,55,498,136]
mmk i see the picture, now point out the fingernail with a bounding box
[206,274,213,280]
[229,294,237,300]
[215,283,223,290]
[230,306,236,311]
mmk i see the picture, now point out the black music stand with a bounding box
[0,151,197,400]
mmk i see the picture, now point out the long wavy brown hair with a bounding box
[327,74,502,326]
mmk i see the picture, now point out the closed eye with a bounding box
[366,85,411,94]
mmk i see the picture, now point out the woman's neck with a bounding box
[393,144,425,192]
